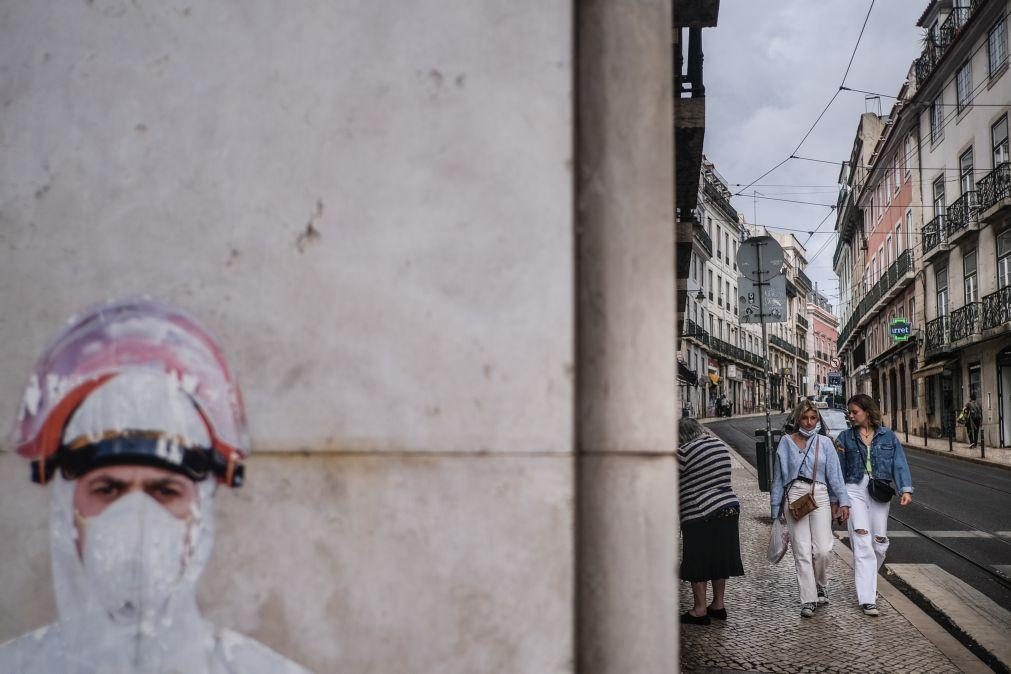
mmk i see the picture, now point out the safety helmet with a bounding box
[10,298,249,486]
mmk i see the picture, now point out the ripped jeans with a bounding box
[846,474,891,605]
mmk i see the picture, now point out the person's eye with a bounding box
[91,483,120,497]
[152,485,183,500]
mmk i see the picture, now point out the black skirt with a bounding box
[680,509,745,582]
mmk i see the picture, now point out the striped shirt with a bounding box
[678,434,740,524]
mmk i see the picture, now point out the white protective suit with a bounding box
[0,474,312,674]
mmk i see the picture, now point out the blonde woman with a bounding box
[770,400,850,618]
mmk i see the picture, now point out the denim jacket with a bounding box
[769,434,850,520]
[835,426,914,494]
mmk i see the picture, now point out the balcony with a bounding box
[913,1,980,86]
[977,162,1011,223]
[693,224,713,259]
[924,315,951,356]
[797,348,810,362]
[769,334,797,356]
[796,269,812,294]
[981,286,1011,331]
[949,301,981,343]
[682,318,710,347]
[922,214,950,263]
[796,313,809,330]
[946,191,978,245]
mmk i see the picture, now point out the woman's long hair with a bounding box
[847,393,883,429]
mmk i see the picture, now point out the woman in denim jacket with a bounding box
[834,393,913,616]
[770,400,850,618]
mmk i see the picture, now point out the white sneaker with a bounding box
[800,603,817,618]
[816,586,828,604]
[861,603,880,616]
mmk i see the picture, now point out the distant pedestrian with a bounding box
[835,393,913,617]
[965,394,983,448]
[771,400,850,618]
[678,418,744,625]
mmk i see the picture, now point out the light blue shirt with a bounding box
[770,433,851,519]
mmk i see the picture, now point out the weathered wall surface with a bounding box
[0,1,574,671]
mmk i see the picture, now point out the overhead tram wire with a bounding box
[732,0,876,197]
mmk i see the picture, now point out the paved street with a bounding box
[692,413,1011,671]
[678,433,977,673]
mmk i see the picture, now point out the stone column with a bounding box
[576,1,676,672]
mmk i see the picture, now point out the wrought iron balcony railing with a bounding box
[924,315,950,354]
[913,1,980,85]
[797,269,812,293]
[769,334,797,356]
[796,313,809,329]
[981,285,1011,331]
[946,191,977,238]
[949,302,981,342]
[693,225,713,257]
[683,318,711,347]
[977,162,1011,214]
[923,214,948,256]
[797,348,809,362]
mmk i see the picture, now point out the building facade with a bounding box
[678,158,768,417]
[837,0,1011,447]
[808,290,840,397]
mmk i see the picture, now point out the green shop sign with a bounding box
[889,317,911,342]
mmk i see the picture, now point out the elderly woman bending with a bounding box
[678,417,744,625]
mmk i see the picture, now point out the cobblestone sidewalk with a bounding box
[678,454,963,674]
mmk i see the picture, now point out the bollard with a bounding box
[981,429,986,459]
[923,424,928,447]
[756,429,770,492]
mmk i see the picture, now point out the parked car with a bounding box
[812,395,829,410]
[821,408,849,441]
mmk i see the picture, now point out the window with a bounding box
[999,229,1011,289]
[726,280,731,307]
[906,209,913,250]
[932,176,946,221]
[885,171,892,202]
[894,156,900,194]
[709,314,714,335]
[964,249,978,303]
[707,217,712,239]
[870,196,875,223]
[718,318,724,340]
[956,60,972,112]
[717,273,723,305]
[896,222,904,256]
[993,115,1009,167]
[909,297,915,325]
[886,236,893,267]
[904,135,912,176]
[959,148,974,198]
[708,270,714,300]
[724,232,730,264]
[989,17,1008,77]
[732,239,737,270]
[716,225,722,258]
[931,94,944,143]
[878,248,885,278]
[969,365,982,403]
[936,267,949,318]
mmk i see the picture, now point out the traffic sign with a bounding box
[737,236,785,283]
[738,274,787,324]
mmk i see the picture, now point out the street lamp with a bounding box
[696,288,705,302]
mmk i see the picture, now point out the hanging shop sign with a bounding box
[889,317,911,342]
[708,373,720,385]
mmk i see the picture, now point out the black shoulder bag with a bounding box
[855,432,895,503]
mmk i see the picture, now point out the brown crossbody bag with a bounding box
[788,435,819,521]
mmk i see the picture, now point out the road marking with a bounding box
[997,532,1011,539]
[836,530,997,539]
[886,563,1011,670]
[994,566,1011,579]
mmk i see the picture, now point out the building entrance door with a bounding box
[998,348,1011,447]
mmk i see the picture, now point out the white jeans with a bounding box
[785,482,833,605]
[846,474,891,605]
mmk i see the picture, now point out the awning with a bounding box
[912,359,957,379]
[708,373,720,385]
[677,361,698,387]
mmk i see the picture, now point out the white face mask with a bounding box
[80,491,190,626]
[798,422,822,438]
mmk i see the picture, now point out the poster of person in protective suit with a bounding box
[0,298,312,673]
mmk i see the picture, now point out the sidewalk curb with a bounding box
[726,443,989,674]
[901,441,1011,473]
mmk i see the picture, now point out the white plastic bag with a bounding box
[767,516,790,564]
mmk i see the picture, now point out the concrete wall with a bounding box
[0,1,579,671]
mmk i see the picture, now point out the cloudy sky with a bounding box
[702,1,925,314]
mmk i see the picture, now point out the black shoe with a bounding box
[706,606,727,620]
[680,611,711,625]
